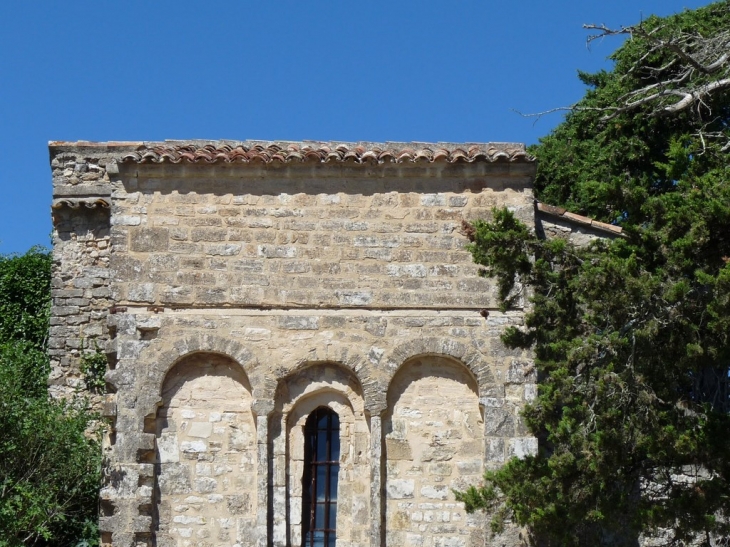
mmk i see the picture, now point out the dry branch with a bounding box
[584,22,730,119]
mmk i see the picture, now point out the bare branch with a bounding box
[517,19,730,151]
[663,77,730,113]
[512,106,578,124]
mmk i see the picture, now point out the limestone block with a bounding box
[158,463,192,495]
[187,422,213,438]
[157,433,179,463]
[508,437,538,459]
[127,283,154,303]
[483,407,515,437]
[129,228,169,252]
[420,485,448,500]
[277,316,319,330]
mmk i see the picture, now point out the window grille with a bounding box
[302,407,340,547]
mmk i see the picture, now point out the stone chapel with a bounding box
[49,140,621,547]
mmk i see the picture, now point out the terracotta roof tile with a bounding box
[563,211,594,225]
[537,203,567,216]
[536,201,623,236]
[591,220,624,234]
[116,140,533,165]
[51,198,111,225]
[51,198,110,210]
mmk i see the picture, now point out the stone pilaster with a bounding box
[272,412,287,547]
[252,399,275,547]
[370,413,384,547]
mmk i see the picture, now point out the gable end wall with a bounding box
[50,142,537,547]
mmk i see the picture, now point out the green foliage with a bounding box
[0,249,100,547]
[534,1,730,225]
[460,3,730,545]
[467,208,533,311]
[0,247,52,350]
[80,342,107,395]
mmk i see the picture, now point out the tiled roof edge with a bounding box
[536,201,623,236]
[50,140,535,165]
[51,198,111,211]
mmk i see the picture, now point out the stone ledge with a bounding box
[52,183,113,198]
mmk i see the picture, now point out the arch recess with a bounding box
[277,353,382,414]
[134,333,263,419]
[154,351,257,546]
[275,361,367,417]
[272,362,370,547]
[382,337,495,402]
[383,354,486,547]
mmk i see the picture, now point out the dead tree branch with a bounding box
[520,17,730,149]
[582,22,730,119]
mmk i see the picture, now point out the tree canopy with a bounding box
[0,248,101,547]
[457,2,730,545]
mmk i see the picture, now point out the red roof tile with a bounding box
[51,198,110,210]
[536,201,623,236]
[116,140,533,165]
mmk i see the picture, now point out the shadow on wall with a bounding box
[120,161,511,199]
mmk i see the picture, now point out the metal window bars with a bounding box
[302,407,340,547]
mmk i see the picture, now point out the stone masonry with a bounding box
[50,140,541,547]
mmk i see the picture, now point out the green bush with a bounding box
[0,249,101,546]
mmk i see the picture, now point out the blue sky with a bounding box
[0,1,711,254]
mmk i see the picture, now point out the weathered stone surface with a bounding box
[129,227,169,253]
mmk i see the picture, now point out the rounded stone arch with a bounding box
[272,361,371,547]
[135,333,263,420]
[386,353,480,410]
[275,351,382,414]
[274,361,366,417]
[383,351,488,547]
[158,352,254,413]
[152,350,258,546]
[287,390,357,444]
[382,337,495,404]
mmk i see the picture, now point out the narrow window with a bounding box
[302,407,340,547]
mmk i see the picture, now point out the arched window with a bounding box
[301,407,340,547]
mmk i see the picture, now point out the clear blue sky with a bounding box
[0,1,711,254]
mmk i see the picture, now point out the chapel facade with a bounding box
[48,140,583,547]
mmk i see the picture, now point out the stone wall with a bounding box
[111,161,533,310]
[385,356,486,547]
[50,141,537,547]
[50,145,116,402]
[155,354,256,546]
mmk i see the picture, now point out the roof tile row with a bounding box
[536,202,623,235]
[118,141,533,165]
